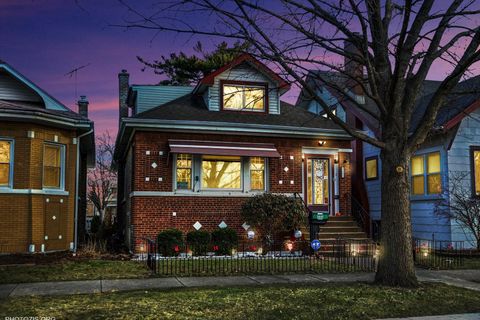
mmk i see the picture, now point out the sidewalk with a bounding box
[0,273,374,298]
[378,314,480,320]
[0,269,478,298]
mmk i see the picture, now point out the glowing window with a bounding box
[411,152,441,195]
[176,154,192,190]
[365,157,378,180]
[43,144,63,189]
[223,84,265,111]
[0,140,12,187]
[202,156,241,189]
[250,157,265,190]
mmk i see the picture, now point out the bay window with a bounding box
[222,82,266,112]
[175,154,192,190]
[411,151,441,196]
[250,157,265,190]
[0,139,13,187]
[43,144,64,189]
[202,156,242,189]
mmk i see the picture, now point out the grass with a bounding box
[0,260,151,284]
[458,257,480,269]
[1,283,479,319]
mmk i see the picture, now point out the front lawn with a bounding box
[0,260,151,284]
[1,283,479,319]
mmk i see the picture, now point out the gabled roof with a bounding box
[193,53,291,94]
[0,62,69,111]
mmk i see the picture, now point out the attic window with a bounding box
[222,81,266,112]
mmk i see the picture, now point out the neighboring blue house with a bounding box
[297,67,480,249]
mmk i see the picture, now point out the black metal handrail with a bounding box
[350,194,371,237]
[293,192,312,218]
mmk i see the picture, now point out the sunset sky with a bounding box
[1,0,478,136]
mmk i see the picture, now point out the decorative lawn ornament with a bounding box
[294,230,302,239]
[247,230,255,240]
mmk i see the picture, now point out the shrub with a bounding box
[241,193,306,242]
[157,229,184,256]
[90,215,101,235]
[186,230,211,255]
[211,228,238,255]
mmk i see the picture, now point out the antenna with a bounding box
[65,63,90,108]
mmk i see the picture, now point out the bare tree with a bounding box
[115,0,480,286]
[88,132,117,223]
[435,172,480,250]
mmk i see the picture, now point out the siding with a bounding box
[363,127,381,221]
[0,70,43,103]
[132,85,194,115]
[207,64,280,114]
[447,108,480,247]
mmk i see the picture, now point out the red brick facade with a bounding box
[125,131,352,252]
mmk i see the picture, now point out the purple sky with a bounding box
[1,1,478,137]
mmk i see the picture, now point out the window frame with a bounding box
[174,153,193,191]
[364,156,379,181]
[0,138,14,189]
[410,151,442,197]
[42,143,66,190]
[249,157,267,191]
[220,80,269,113]
[200,155,243,191]
[470,146,480,197]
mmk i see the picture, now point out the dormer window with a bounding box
[221,81,266,112]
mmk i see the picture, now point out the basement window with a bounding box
[0,139,13,188]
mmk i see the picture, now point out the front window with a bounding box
[43,144,64,189]
[470,147,480,196]
[223,83,265,111]
[176,154,192,190]
[250,157,265,190]
[202,155,242,189]
[411,152,441,195]
[0,140,12,187]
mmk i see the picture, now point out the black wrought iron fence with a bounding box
[413,238,465,269]
[143,238,377,276]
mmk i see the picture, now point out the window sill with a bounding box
[410,194,444,202]
[0,188,69,196]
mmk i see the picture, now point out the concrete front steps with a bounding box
[297,216,370,242]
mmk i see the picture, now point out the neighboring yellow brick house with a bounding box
[0,60,94,253]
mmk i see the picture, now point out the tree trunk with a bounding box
[375,146,418,287]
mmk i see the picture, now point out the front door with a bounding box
[305,157,331,215]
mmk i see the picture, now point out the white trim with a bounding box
[130,191,296,198]
[170,144,278,152]
[0,188,69,195]
[42,143,66,191]
[302,147,353,155]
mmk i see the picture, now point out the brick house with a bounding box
[0,60,94,253]
[114,54,355,252]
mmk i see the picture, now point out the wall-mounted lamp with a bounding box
[301,154,305,162]
[334,159,339,164]
[318,140,326,146]
[343,159,349,164]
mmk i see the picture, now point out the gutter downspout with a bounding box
[74,129,93,253]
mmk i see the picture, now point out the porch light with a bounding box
[318,140,326,146]
[139,244,145,253]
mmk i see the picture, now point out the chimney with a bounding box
[344,38,364,95]
[78,95,89,118]
[118,69,129,122]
